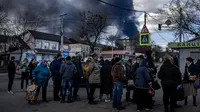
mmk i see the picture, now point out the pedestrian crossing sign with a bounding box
[140,33,151,46]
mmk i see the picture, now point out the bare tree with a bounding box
[105,35,118,46]
[160,0,200,41]
[79,11,108,53]
[0,5,9,35]
[12,10,45,35]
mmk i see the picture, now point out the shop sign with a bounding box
[168,42,200,48]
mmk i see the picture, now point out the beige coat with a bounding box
[86,58,100,84]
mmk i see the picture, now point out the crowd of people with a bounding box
[6,50,200,112]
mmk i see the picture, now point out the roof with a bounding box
[15,36,31,49]
[27,30,72,44]
[69,38,88,44]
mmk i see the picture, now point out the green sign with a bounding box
[139,33,151,46]
[168,42,200,48]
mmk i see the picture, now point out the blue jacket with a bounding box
[59,61,77,81]
[32,64,50,87]
[50,59,63,79]
[134,60,151,89]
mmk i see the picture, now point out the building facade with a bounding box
[168,37,200,73]
[18,30,71,62]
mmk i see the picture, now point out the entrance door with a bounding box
[190,52,200,63]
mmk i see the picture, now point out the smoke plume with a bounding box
[0,0,139,38]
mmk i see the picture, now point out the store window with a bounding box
[43,41,50,49]
[50,42,57,50]
[35,40,42,48]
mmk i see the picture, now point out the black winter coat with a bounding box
[146,59,157,80]
[100,64,112,94]
[8,60,16,75]
[28,62,37,77]
[183,63,198,83]
[158,62,182,88]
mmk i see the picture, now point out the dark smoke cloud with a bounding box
[0,0,138,38]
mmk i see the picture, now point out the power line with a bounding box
[97,0,168,25]
[97,0,145,12]
[147,18,169,43]
[146,13,164,24]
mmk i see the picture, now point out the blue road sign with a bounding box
[140,33,151,46]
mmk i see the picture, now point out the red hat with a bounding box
[186,57,194,62]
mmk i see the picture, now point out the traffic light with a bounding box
[158,24,162,30]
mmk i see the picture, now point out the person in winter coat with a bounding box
[111,54,119,66]
[158,55,182,112]
[32,60,50,103]
[50,53,63,101]
[195,59,200,75]
[100,60,112,102]
[125,59,133,102]
[183,57,198,106]
[99,56,105,100]
[130,55,144,102]
[20,59,29,90]
[173,55,179,67]
[83,57,92,99]
[7,56,16,95]
[145,50,157,107]
[99,56,105,66]
[60,56,77,103]
[28,59,37,83]
[134,59,152,112]
[72,55,83,101]
[145,50,157,81]
[86,53,100,105]
[111,57,125,110]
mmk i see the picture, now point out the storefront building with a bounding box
[168,38,200,73]
[19,30,71,62]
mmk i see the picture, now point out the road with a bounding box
[0,64,200,112]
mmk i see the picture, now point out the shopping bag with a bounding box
[194,79,200,89]
[176,84,184,101]
[189,75,197,81]
[25,83,38,102]
[152,80,161,90]
[148,86,155,97]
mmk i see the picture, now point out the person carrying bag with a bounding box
[183,57,198,106]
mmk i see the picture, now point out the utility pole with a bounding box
[179,7,183,42]
[177,0,183,42]
[59,13,67,52]
[144,12,147,25]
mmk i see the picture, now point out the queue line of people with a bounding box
[6,51,200,112]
